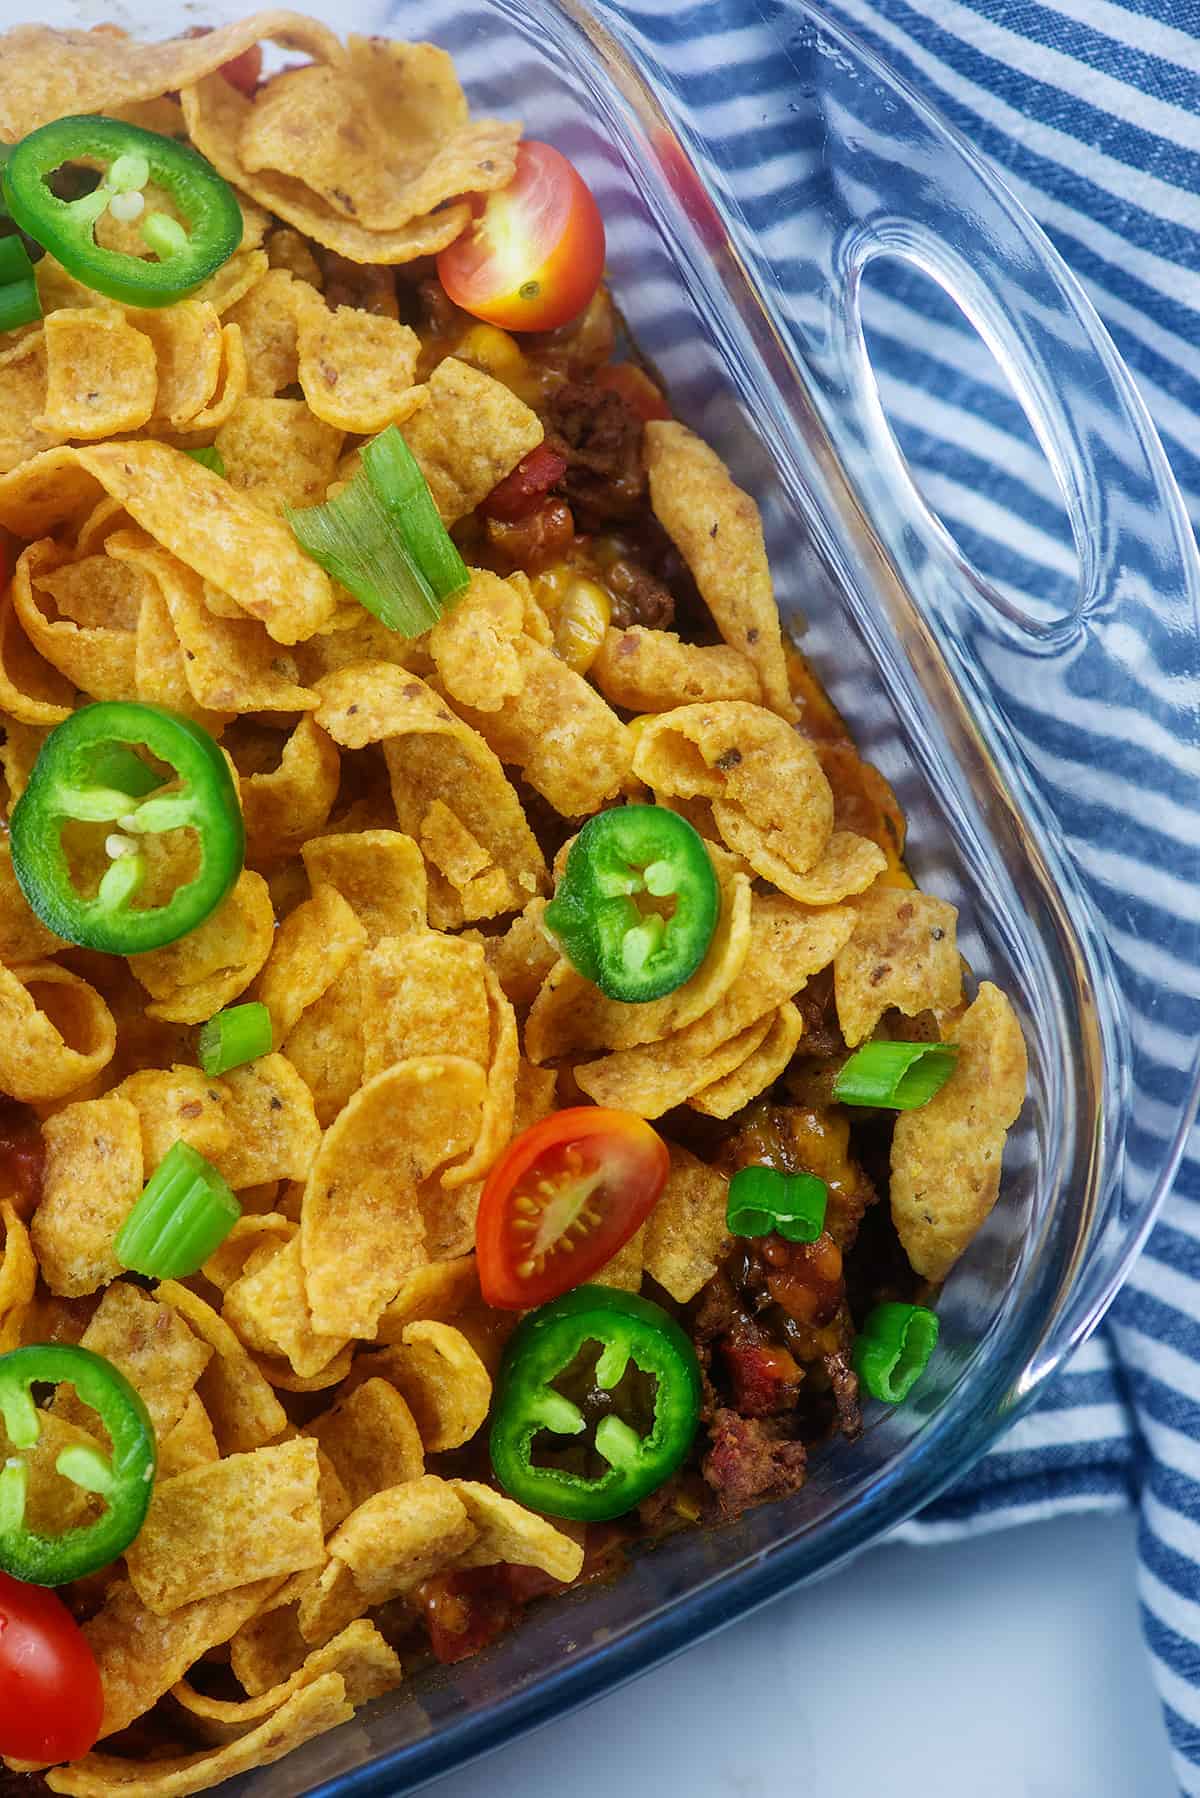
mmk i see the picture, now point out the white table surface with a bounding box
[426,1509,1176,1798]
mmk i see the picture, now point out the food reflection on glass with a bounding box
[0,12,1026,1790]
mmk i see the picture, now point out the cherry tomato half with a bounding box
[476,1107,669,1309]
[437,141,606,334]
[0,1570,104,1763]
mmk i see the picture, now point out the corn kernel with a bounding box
[554,576,611,675]
[452,322,536,399]
[531,562,573,620]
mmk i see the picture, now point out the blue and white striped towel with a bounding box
[786,0,1200,1786]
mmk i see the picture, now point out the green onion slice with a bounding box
[833,1040,959,1110]
[185,445,226,477]
[114,1139,240,1279]
[197,1000,272,1076]
[0,232,41,333]
[726,1165,828,1244]
[286,424,469,637]
[853,1302,939,1403]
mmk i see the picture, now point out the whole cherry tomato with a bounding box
[0,1570,104,1763]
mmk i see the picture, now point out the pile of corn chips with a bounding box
[0,13,1027,1795]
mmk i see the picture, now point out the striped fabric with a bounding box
[783,1,1200,1787]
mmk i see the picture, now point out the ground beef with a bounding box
[702,1410,808,1516]
[605,556,675,631]
[823,1343,863,1442]
[318,250,398,317]
[412,273,460,340]
[543,379,646,529]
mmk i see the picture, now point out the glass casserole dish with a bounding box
[5,0,1200,1791]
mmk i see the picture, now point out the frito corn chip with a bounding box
[38,543,146,630]
[890,983,1027,1282]
[267,227,323,286]
[129,301,224,430]
[324,1475,476,1608]
[240,36,518,231]
[58,441,336,645]
[688,1000,804,1118]
[156,1281,287,1454]
[300,830,425,943]
[593,627,762,713]
[172,1621,401,1746]
[0,840,63,962]
[112,530,319,712]
[81,1573,291,1742]
[257,885,367,1042]
[0,330,61,477]
[294,290,423,433]
[438,965,517,1198]
[0,12,342,139]
[117,1067,231,1170]
[0,584,74,725]
[428,567,525,712]
[0,720,51,811]
[128,557,234,736]
[449,1480,584,1582]
[254,1344,357,1394]
[56,1283,212,1442]
[37,307,157,439]
[224,1233,348,1379]
[301,1057,488,1337]
[242,718,340,867]
[213,1055,322,1191]
[818,742,908,879]
[482,898,558,1009]
[594,1222,645,1293]
[181,75,470,265]
[304,1377,424,1506]
[399,358,543,524]
[224,269,300,398]
[191,251,271,321]
[834,886,961,1048]
[644,421,796,720]
[361,932,489,1081]
[229,1604,311,1699]
[126,1437,324,1615]
[527,857,753,1061]
[13,539,137,704]
[293,607,418,684]
[204,1216,295,1292]
[31,1095,141,1296]
[0,961,117,1103]
[643,1144,730,1304]
[575,896,854,1116]
[0,444,102,541]
[281,960,363,1129]
[374,1254,480,1343]
[0,1202,36,1352]
[215,397,344,515]
[45,1673,354,1798]
[454,636,632,817]
[158,1393,221,1480]
[767,829,887,906]
[417,800,515,922]
[633,703,833,883]
[130,871,275,1025]
[370,1321,491,1453]
[313,662,545,928]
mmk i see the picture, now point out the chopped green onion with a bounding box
[286,424,469,637]
[185,445,226,477]
[197,1001,272,1076]
[361,426,470,603]
[833,1040,959,1110]
[115,1139,240,1279]
[0,232,41,334]
[726,1165,828,1243]
[853,1302,939,1403]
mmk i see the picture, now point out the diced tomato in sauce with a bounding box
[721,1340,803,1418]
[480,445,568,523]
